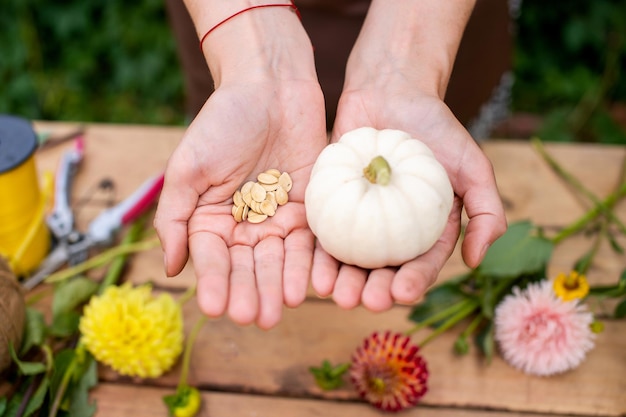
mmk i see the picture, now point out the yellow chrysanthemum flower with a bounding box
[79,283,184,378]
[553,271,590,301]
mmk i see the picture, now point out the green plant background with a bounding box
[1,0,625,143]
[1,0,185,125]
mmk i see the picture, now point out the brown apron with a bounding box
[165,0,512,132]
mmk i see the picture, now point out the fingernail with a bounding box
[480,243,491,261]
[163,253,170,277]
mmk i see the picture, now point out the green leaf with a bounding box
[48,311,80,338]
[67,355,97,417]
[453,335,470,356]
[2,387,24,417]
[20,307,46,355]
[0,397,7,415]
[475,321,495,364]
[9,343,47,376]
[606,232,624,254]
[479,221,553,278]
[23,377,50,417]
[309,360,350,391]
[589,269,626,297]
[573,248,594,275]
[52,277,98,319]
[480,275,494,320]
[50,349,76,400]
[614,298,626,319]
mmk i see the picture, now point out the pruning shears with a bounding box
[21,137,164,291]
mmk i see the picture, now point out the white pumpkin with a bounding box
[305,127,453,269]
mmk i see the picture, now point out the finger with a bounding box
[227,245,259,325]
[311,242,340,297]
[283,229,315,308]
[458,157,507,268]
[254,236,285,330]
[189,232,230,318]
[361,268,395,312]
[332,264,367,310]
[153,165,199,277]
[391,197,462,304]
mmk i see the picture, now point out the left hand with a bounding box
[311,85,507,312]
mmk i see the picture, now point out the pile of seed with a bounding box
[232,169,293,223]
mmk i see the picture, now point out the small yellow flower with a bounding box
[79,283,184,378]
[553,271,590,301]
[172,387,202,417]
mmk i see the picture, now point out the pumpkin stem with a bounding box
[363,155,391,185]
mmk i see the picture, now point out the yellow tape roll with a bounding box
[0,115,50,277]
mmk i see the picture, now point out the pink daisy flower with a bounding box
[350,331,428,412]
[494,280,595,376]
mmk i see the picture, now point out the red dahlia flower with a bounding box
[350,331,428,412]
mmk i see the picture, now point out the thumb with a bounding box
[153,167,200,277]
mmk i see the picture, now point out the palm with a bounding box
[310,87,505,311]
[156,79,327,328]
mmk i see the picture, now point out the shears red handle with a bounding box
[87,173,164,245]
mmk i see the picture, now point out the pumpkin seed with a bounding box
[241,181,255,195]
[260,200,276,216]
[242,191,253,207]
[275,187,288,205]
[257,172,278,185]
[233,190,244,207]
[266,191,277,208]
[231,168,291,223]
[261,182,280,192]
[264,168,281,178]
[247,211,268,224]
[233,204,244,222]
[278,172,292,192]
[251,183,267,202]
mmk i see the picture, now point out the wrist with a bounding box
[184,0,316,87]
[343,0,475,99]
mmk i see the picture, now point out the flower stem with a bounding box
[532,138,626,243]
[177,284,197,307]
[178,315,207,389]
[98,218,148,293]
[48,344,85,417]
[44,237,160,285]
[405,298,475,336]
[418,300,480,348]
[551,184,626,244]
[363,155,391,185]
[461,313,483,339]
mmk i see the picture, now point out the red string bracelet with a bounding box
[199,2,302,51]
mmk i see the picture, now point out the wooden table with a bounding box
[31,121,626,417]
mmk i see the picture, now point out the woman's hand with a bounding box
[155,79,326,329]
[154,3,327,329]
[312,89,506,311]
[311,0,507,312]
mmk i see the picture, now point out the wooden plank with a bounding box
[99,301,626,416]
[484,140,626,226]
[24,123,626,416]
[91,383,562,417]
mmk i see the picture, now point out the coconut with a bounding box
[0,256,26,373]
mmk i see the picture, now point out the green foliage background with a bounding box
[1,0,625,143]
[514,0,626,144]
[0,0,185,125]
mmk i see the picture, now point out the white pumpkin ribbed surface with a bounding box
[305,127,453,268]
